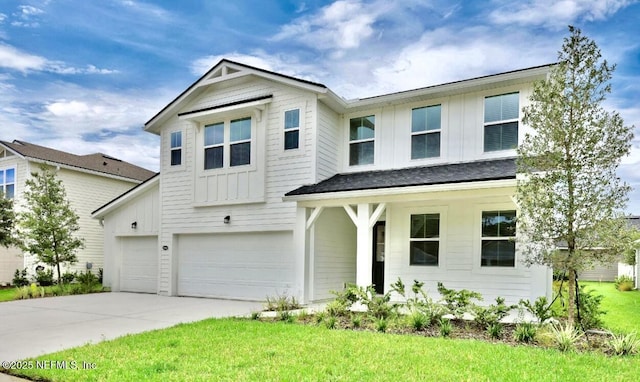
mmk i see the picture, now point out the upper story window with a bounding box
[411,105,441,159]
[204,122,224,169]
[0,168,15,199]
[170,131,182,166]
[410,213,440,266]
[284,109,300,150]
[484,92,519,152]
[481,210,516,267]
[230,117,251,166]
[203,116,252,170]
[349,115,375,166]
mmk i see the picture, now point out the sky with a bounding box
[0,0,639,214]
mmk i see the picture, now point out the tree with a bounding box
[17,166,84,284]
[517,26,635,326]
[0,192,15,247]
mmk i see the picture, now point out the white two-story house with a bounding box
[0,140,155,284]
[92,59,553,304]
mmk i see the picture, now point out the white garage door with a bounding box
[120,236,158,293]
[177,232,295,300]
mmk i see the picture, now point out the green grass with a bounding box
[581,281,640,333]
[5,318,640,382]
[0,287,16,302]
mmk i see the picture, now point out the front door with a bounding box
[372,222,385,294]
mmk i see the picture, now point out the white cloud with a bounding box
[190,51,325,84]
[272,0,382,55]
[0,13,7,23]
[489,0,635,29]
[118,0,170,20]
[0,43,117,74]
[11,5,44,28]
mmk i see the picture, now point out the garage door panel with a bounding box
[121,236,158,294]
[177,232,295,300]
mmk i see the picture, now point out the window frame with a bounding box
[283,108,300,151]
[169,131,182,167]
[411,104,442,160]
[348,115,376,167]
[0,167,15,199]
[409,213,441,266]
[480,209,517,268]
[483,92,520,152]
[202,115,254,172]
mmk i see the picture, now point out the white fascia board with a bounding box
[283,178,517,205]
[27,158,145,184]
[91,175,159,219]
[178,97,272,122]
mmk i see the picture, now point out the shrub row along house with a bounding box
[91,59,554,304]
[0,140,155,284]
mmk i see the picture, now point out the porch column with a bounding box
[294,207,309,303]
[355,203,373,287]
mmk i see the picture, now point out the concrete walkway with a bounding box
[0,292,263,363]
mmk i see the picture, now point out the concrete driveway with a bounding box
[0,292,263,362]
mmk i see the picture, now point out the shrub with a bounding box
[76,270,99,286]
[12,268,28,287]
[264,293,300,312]
[34,269,54,286]
[514,322,537,343]
[375,318,388,333]
[614,275,634,291]
[437,282,482,319]
[487,322,504,339]
[391,278,447,325]
[408,312,429,331]
[608,332,640,356]
[576,285,605,329]
[472,297,517,328]
[519,296,553,323]
[354,285,396,319]
[250,311,261,320]
[548,323,583,352]
[277,310,295,323]
[16,286,30,300]
[325,316,337,329]
[439,318,452,337]
[325,299,350,317]
[351,314,362,329]
[315,311,326,325]
[60,271,75,284]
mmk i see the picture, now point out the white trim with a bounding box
[178,98,271,123]
[369,203,387,228]
[284,178,517,204]
[305,206,325,230]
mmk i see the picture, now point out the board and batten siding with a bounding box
[385,188,549,305]
[156,78,319,295]
[312,207,357,300]
[339,83,535,173]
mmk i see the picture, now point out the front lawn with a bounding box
[581,281,640,333]
[5,318,640,382]
[0,287,15,302]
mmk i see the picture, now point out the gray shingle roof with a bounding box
[1,140,155,182]
[286,158,517,197]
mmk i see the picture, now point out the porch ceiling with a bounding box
[286,158,516,198]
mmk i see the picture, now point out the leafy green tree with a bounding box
[622,229,640,265]
[517,26,635,325]
[17,166,84,284]
[0,192,15,247]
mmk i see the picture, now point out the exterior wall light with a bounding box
[131,221,137,229]
[224,215,231,224]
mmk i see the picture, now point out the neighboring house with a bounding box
[92,59,554,304]
[0,140,155,284]
[577,216,640,282]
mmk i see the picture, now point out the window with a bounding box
[484,92,519,152]
[204,122,224,169]
[284,109,300,150]
[481,210,516,267]
[0,168,15,199]
[170,131,182,166]
[410,213,440,265]
[411,105,441,159]
[349,115,375,166]
[230,117,251,166]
